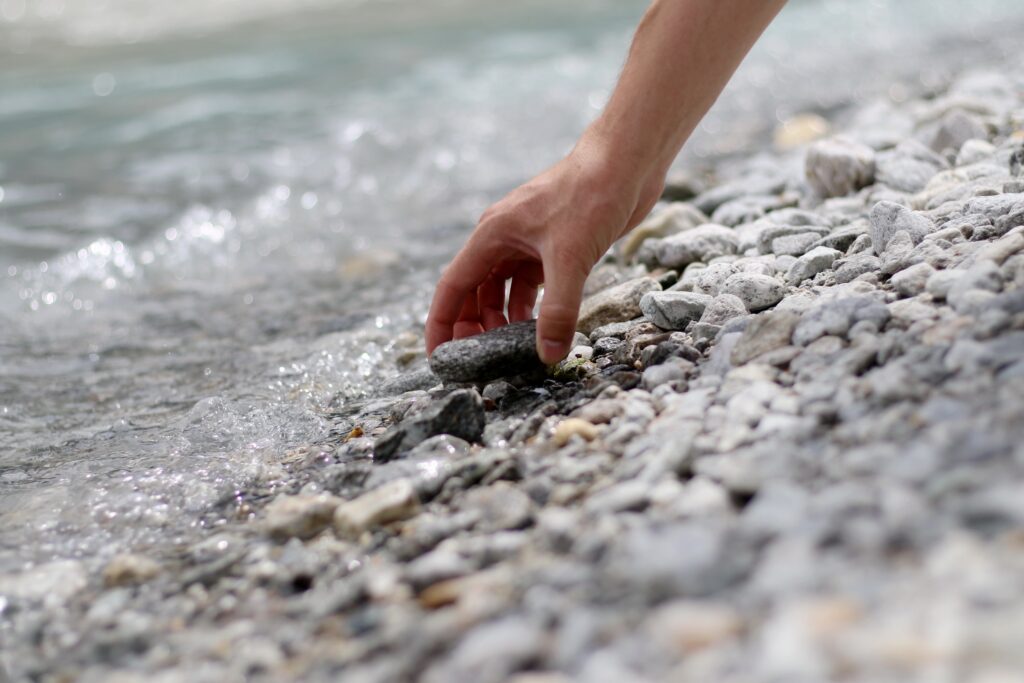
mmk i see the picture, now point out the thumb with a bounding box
[536,255,588,364]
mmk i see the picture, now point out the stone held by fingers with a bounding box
[429,320,546,384]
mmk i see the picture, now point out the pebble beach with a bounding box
[6,55,1024,683]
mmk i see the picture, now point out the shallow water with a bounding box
[1,0,1023,573]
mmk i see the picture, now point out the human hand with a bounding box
[425,134,664,364]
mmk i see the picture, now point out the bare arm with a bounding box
[426,0,787,363]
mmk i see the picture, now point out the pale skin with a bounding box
[426,0,788,363]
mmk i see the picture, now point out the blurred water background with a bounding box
[1,0,1023,573]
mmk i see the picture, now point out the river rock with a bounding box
[577,277,661,335]
[792,295,891,346]
[375,388,486,460]
[730,310,800,365]
[334,478,420,538]
[102,554,162,588]
[771,232,821,257]
[621,202,708,261]
[656,224,739,269]
[430,320,545,383]
[699,293,748,326]
[891,262,936,298]
[869,201,934,254]
[805,136,876,197]
[787,246,842,285]
[639,291,712,330]
[875,140,947,192]
[263,493,342,541]
[930,109,987,154]
[721,272,786,312]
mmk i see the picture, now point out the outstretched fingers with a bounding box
[425,234,504,355]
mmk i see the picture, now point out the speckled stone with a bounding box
[429,320,545,383]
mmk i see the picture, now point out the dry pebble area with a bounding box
[6,67,1024,683]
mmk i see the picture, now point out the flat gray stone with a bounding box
[374,388,486,460]
[721,272,786,312]
[699,293,748,326]
[656,224,739,269]
[869,201,935,255]
[640,291,712,330]
[578,277,661,335]
[834,252,882,284]
[730,310,800,366]
[792,295,891,346]
[891,262,936,298]
[429,320,545,383]
[805,136,876,197]
[787,246,842,285]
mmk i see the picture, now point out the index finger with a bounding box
[426,233,505,355]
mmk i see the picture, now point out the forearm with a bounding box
[584,0,786,189]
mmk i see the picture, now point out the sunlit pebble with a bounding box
[92,73,116,97]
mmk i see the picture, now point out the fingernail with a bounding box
[540,338,567,364]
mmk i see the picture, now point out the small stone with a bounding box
[699,293,748,326]
[375,388,486,460]
[647,600,743,653]
[875,140,947,193]
[0,560,87,602]
[771,232,821,256]
[334,479,420,538]
[642,358,690,390]
[787,246,842,285]
[552,418,599,447]
[792,295,890,346]
[621,202,708,261]
[891,262,936,298]
[263,493,341,541]
[834,252,882,284]
[639,290,712,330]
[461,482,533,532]
[956,138,996,166]
[975,231,1024,265]
[430,320,544,383]
[577,277,661,335]
[721,272,786,312]
[774,112,830,150]
[869,201,934,254]
[102,554,161,588]
[930,109,987,154]
[730,311,800,365]
[925,269,961,300]
[692,262,739,297]
[805,136,876,197]
[656,224,739,269]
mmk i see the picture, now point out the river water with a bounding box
[1,0,1023,575]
